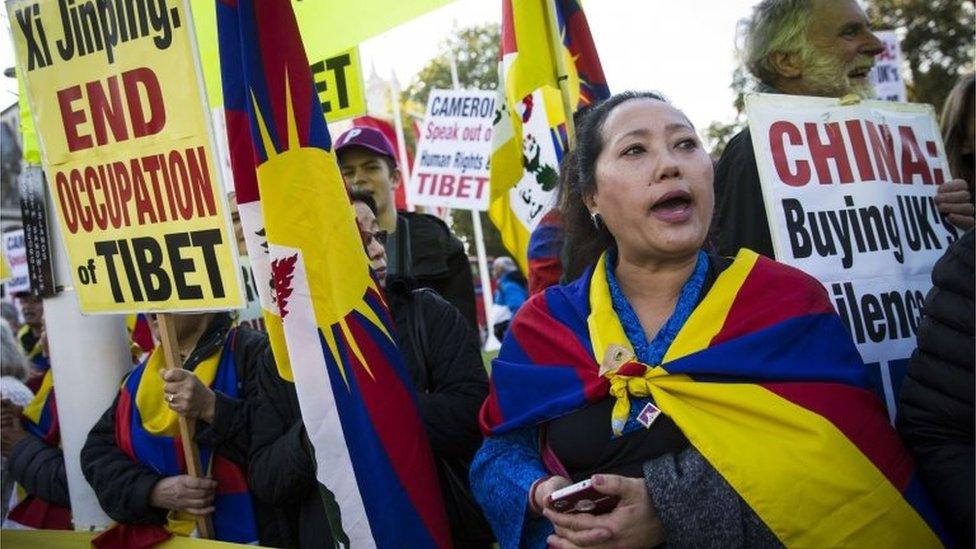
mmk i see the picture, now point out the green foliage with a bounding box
[867,0,975,113]
[405,24,506,257]
[404,24,501,107]
[703,66,752,159]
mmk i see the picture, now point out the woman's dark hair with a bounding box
[940,73,975,194]
[349,189,378,215]
[560,90,669,280]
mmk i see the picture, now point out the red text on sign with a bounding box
[768,120,944,188]
[415,173,488,201]
[57,67,166,152]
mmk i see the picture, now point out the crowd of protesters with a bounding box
[0,0,973,547]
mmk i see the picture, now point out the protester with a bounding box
[81,312,271,546]
[335,127,478,331]
[898,229,975,548]
[491,256,529,341]
[713,0,973,257]
[0,322,36,519]
[248,191,489,548]
[1,364,69,530]
[938,73,975,228]
[472,91,945,548]
[14,293,48,390]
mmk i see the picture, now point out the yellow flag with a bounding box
[488,0,609,273]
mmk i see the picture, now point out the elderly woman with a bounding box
[470,91,947,548]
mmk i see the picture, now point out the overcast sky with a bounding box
[0,0,759,131]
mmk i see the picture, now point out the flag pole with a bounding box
[542,0,577,147]
[449,51,501,351]
[156,314,215,539]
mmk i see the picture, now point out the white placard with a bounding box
[870,30,908,102]
[746,93,959,418]
[408,89,495,211]
[3,230,30,295]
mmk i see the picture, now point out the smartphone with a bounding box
[547,478,620,515]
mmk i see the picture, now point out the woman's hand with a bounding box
[161,369,216,423]
[543,474,664,548]
[530,475,571,516]
[149,475,217,515]
[935,179,975,229]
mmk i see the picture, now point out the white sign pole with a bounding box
[449,53,500,351]
[36,164,132,530]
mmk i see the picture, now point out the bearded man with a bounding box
[712,0,974,257]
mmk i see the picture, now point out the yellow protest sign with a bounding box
[312,46,367,123]
[7,0,243,314]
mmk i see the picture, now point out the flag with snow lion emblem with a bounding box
[489,0,609,274]
[216,0,450,546]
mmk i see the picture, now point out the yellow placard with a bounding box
[7,0,243,314]
[311,46,366,123]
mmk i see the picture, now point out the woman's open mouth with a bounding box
[650,190,693,223]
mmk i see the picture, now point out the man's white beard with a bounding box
[800,49,876,99]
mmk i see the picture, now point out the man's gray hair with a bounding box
[741,0,814,86]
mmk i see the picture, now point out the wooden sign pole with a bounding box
[155,313,215,539]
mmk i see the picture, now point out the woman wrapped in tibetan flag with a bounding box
[471,91,948,548]
[81,312,277,547]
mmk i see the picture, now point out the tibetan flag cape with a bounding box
[489,0,610,274]
[92,335,256,548]
[216,0,451,546]
[5,370,71,530]
[481,249,947,547]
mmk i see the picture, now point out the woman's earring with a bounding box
[590,211,603,230]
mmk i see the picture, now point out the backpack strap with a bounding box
[405,288,434,392]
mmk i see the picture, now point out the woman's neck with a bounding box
[613,249,699,341]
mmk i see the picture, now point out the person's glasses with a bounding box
[362,230,388,247]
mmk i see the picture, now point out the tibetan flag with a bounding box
[218,0,292,382]
[489,0,609,274]
[216,0,451,546]
[481,249,948,547]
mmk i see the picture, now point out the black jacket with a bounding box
[247,280,488,547]
[712,127,775,259]
[387,279,488,462]
[897,230,975,548]
[80,315,276,538]
[247,356,330,549]
[387,212,478,332]
[8,431,69,508]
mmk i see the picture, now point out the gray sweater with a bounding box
[644,447,782,548]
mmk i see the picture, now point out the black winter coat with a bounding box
[80,315,279,541]
[387,212,479,332]
[897,229,975,548]
[8,432,69,508]
[247,280,488,548]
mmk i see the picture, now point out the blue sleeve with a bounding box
[470,427,553,549]
[500,281,528,313]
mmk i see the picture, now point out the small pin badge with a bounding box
[636,402,661,429]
